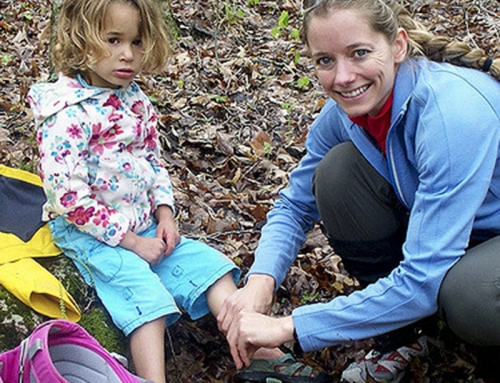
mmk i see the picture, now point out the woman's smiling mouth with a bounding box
[339,84,370,98]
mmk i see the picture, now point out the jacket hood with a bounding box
[28,74,107,122]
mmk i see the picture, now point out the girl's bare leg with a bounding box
[130,316,167,383]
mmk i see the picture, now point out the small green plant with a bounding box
[278,10,290,28]
[209,94,228,103]
[271,11,290,38]
[294,49,301,64]
[281,102,292,113]
[301,290,320,304]
[247,0,259,5]
[224,0,244,24]
[297,76,311,90]
[272,11,301,41]
[263,141,273,156]
[1,55,15,66]
[148,95,159,103]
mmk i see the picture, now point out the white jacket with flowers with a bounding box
[28,74,174,246]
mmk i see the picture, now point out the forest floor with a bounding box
[1,0,500,381]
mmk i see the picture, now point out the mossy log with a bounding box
[0,255,127,356]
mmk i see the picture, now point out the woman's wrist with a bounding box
[247,274,275,293]
[281,316,296,343]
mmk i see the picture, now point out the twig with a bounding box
[464,3,480,50]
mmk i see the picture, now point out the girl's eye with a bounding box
[108,37,119,44]
[133,39,142,46]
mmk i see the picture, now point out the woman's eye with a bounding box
[354,49,368,58]
[316,57,332,67]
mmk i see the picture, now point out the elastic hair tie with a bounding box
[482,57,493,72]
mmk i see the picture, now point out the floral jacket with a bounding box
[28,74,174,246]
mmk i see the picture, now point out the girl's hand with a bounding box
[120,231,167,265]
[155,205,180,256]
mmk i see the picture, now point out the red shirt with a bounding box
[349,92,393,154]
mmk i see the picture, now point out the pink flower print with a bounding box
[120,161,132,173]
[68,206,95,226]
[148,110,157,124]
[133,122,142,139]
[131,100,145,120]
[67,123,83,139]
[90,122,120,154]
[36,130,43,145]
[54,142,71,163]
[94,178,109,191]
[143,126,158,150]
[109,111,123,123]
[103,93,122,109]
[103,124,124,140]
[92,209,110,228]
[60,191,78,208]
[91,122,102,138]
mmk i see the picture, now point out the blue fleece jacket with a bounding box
[248,58,500,352]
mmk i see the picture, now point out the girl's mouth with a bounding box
[115,69,135,79]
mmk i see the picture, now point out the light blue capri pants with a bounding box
[49,217,240,336]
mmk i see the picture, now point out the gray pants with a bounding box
[313,141,500,346]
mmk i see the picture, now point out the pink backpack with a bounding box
[0,319,151,383]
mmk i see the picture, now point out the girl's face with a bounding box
[85,2,144,88]
[307,9,407,117]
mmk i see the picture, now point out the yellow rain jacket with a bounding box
[0,165,80,321]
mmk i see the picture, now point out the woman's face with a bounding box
[307,9,407,117]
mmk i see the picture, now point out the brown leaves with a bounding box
[1,0,500,381]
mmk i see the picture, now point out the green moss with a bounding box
[0,285,44,351]
[79,306,128,355]
[37,256,90,305]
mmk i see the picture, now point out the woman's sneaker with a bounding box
[340,335,429,383]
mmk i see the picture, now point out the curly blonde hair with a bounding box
[52,0,172,76]
[301,0,500,80]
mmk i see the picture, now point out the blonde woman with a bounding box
[219,1,500,382]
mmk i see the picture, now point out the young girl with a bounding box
[28,1,328,382]
[27,0,243,382]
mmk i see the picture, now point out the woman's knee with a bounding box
[439,237,500,346]
[313,142,361,206]
[313,141,404,241]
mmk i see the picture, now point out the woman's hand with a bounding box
[226,311,295,369]
[217,274,275,335]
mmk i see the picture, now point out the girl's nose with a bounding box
[120,44,134,61]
